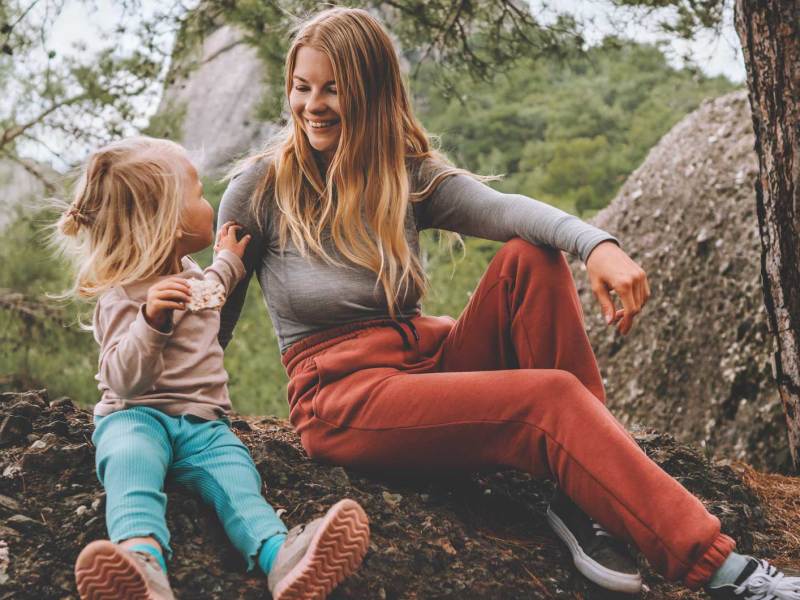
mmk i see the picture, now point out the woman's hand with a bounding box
[585,241,650,336]
[214,221,251,259]
[144,277,191,332]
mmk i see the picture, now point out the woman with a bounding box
[218,7,798,598]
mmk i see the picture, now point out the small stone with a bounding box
[6,514,46,533]
[75,505,89,517]
[49,397,75,411]
[382,491,402,508]
[91,497,103,512]
[328,466,350,488]
[0,415,33,445]
[230,419,251,432]
[2,464,21,479]
[28,440,47,451]
[0,495,21,513]
[9,401,40,419]
[44,420,69,436]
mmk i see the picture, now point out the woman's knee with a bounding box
[522,369,598,415]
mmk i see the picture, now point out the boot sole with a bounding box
[547,508,643,594]
[272,498,371,600]
[75,540,154,600]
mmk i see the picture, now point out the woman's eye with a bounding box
[295,86,309,92]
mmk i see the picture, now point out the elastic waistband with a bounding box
[281,317,418,368]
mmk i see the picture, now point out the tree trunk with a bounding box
[734,0,800,468]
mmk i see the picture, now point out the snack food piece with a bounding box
[186,278,226,311]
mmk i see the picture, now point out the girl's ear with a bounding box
[176,229,184,240]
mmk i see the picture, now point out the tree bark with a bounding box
[734,1,800,468]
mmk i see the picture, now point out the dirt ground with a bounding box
[0,389,796,599]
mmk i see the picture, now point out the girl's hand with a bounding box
[144,277,191,332]
[585,241,651,336]
[214,221,251,259]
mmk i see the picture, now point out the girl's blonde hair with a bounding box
[53,136,188,298]
[232,7,472,315]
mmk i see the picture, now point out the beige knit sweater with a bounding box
[91,249,245,420]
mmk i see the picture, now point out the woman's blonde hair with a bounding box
[52,136,189,298]
[232,7,472,315]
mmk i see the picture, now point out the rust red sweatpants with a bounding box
[281,238,735,587]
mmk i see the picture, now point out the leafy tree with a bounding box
[415,39,734,215]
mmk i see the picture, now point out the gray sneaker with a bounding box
[707,557,800,599]
[75,540,175,600]
[268,498,370,600]
[546,489,642,594]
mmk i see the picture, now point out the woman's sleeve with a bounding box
[216,161,269,350]
[418,172,619,263]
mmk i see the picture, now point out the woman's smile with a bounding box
[306,118,340,131]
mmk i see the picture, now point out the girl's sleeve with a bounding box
[216,161,269,350]
[417,171,619,263]
[93,292,171,399]
[203,249,246,296]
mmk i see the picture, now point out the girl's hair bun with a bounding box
[58,205,94,237]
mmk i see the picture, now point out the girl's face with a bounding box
[289,46,341,161]
[176,157,214,257]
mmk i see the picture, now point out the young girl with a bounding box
[54,136,370,600]
[217,7,800,599]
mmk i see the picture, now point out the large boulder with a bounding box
[149,25,279,176]
[0,389,775,599]
[573,91,787,471]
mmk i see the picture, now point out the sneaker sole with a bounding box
[74,540,153,600]
[546,508,643,594]
[272,498,371,600]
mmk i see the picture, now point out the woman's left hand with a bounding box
[585,241,650,336]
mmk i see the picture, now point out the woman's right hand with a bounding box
[144,277,191,332]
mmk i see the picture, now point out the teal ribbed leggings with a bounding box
[92,407,288,570]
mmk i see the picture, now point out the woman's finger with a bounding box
[592,281,617,324]
[617,282,640,335]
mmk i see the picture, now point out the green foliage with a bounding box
[1,36,737,417]
[414,37,736,216]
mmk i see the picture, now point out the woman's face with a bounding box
[289,46,342,161]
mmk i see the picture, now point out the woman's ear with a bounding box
[176,229,184,240]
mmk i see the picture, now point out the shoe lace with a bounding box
[735,560,800,600]
[592,522,612,538]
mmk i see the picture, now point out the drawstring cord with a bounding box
[399,317,420,344]
[386,320,411,349]
[387,317,420,350]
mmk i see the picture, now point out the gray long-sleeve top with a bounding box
[216,159,618,353]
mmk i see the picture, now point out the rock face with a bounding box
[573,91,787,471]
[0,389,772,599]
[151,25,279,176]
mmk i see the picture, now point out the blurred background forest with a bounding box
[0,0,739,418]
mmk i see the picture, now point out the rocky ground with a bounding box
[571,90,788,472]
[1,389,797,599]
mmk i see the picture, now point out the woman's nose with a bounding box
[306,90,327,114]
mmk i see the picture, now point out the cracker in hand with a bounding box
[186,278,226,311]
